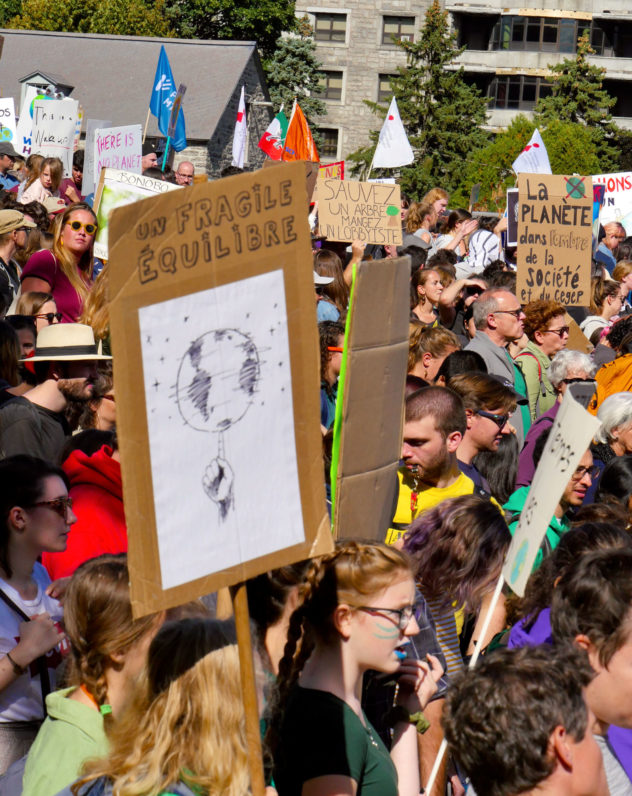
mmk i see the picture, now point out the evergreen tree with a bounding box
[534,31,616,129]
[348,0,489,198]
[264,18,327,130]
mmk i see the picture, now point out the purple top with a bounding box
[21,249,86,323]
[509,607,632,782]
[516,402,560,488]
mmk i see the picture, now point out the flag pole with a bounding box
[142,107,151,144]
[162,137,171,171]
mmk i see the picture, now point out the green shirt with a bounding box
[275,686,398,796]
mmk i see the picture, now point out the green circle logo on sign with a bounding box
[565,176,586,199]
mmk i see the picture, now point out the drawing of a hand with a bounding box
[203,457,234,519]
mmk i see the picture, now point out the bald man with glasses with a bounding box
[175,161,195,186]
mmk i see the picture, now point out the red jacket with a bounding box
[43,445,127,580]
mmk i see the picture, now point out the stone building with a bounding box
[0,30,273,176]
[298,0,632,161]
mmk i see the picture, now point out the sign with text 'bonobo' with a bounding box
[517,174,592,307]
[317,178,402,245]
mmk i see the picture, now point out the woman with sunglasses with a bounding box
[16,292,61,334]
[267,541,442,796]
[515,299,569,422]
[0,455,75,773]
[20,203,98,323]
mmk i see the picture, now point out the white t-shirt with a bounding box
[0,563,65,722]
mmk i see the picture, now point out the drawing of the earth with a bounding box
[176,329,260,432]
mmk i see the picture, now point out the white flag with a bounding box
[231,86,247,169]
[373,97,414,169]
[511,129,552,176]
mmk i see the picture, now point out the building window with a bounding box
[489,16,579,53]
[314,13,347,42]
[319,129,339,160]
[377,74,395,103]
[319,71,343,101]
[488,75,552,110]
[382,16,415,46]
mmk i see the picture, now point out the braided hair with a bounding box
[63,554,160,717]
[265,541,412,765]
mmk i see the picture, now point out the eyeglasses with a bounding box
[34,312,62,325]
[354,604,415,631]
[327,346,344,353]
[561,378,596,386]
[476,409,510,430]
[17,227,32,234]
[571,465,599,481]
[543,326,570,337]
[102,394,115,402]
[30,496,73,518]
[66,220,97,236]
[494,308,523,319]
[177,173,194,182]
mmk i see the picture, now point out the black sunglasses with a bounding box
[34,312,62,325]
[476,409,510,430]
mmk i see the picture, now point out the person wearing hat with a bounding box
[141,142,158,172]
[0,210,36,315]
[314,270,338,322]
[0,324,110,464]
[0,143,20,192]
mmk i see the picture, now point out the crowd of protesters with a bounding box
[1,131,632,796]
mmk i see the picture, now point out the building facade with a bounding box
[298,0,632,161]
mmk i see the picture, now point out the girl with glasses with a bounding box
[16,292,61,334]
[0,455,76,772]
[268,541,442,796]
[20,203,98,323]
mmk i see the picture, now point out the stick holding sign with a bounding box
[423,386,601,796]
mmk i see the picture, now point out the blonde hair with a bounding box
[51,203,97,304]
[64,555,160,714]
[40,157,64,192]
[16,291,55,317]
[266,541,412,760]
[405,201,435,234]
[422,187,449,206]
[80,261,110,340]
[23,153,44,190]
[75,618,249,796]
[408,324,460,371]
[613,261,632,283]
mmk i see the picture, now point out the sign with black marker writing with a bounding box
[32,98,79,175]
[317,178,402,245]
[517,174,592,307]
[503,387,601,596]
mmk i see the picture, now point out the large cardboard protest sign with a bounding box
[517,175,592,307]
[332,258,410,541]
[32,98,78,174]
[93,168,181,260]
[93,124,142,186]
[83,119,111,198]
[0,99,17,148]
[108,161,332,615]
[318,178,402,245]
[592,171,632,228]
[503,388,601,596]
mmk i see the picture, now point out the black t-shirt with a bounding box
[274,686,398,796]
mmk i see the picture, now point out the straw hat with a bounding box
[26,323,112,362]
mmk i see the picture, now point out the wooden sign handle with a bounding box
[231,581,266,796]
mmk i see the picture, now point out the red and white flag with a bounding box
[373,97,414,169]
[231,86,247,168]
[512,129,551,175]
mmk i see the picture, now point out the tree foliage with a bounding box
[164,0,296,59]
[264,18,326,129]
[8,0,174,36]
[348,0,489,198]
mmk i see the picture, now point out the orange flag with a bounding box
[281,101,319,162]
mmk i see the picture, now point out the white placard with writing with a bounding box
[32,98,79,174]
[93,125,142,186]
[592,171,632,229]
[83,119,111,198]
[0,99,18,149]
[503,389,601,596]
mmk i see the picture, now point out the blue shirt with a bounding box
[0,172,19,191]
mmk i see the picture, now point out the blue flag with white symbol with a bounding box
[149,46,187,151]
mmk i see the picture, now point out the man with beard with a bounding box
[385,386,474,545]
[0,324,110,463]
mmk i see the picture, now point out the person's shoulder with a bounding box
[22,248,57,275]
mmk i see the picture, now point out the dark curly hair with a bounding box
[318,320,345,397]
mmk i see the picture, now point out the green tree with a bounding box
[164,0,296,59]
[534,31,617,129]
[264,18,326,132]
[0,0,21,26]
[8,0,174,36]
[451,116,609,211]
[348,0,489,198]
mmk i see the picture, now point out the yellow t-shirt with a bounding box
[385,468,477,546]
